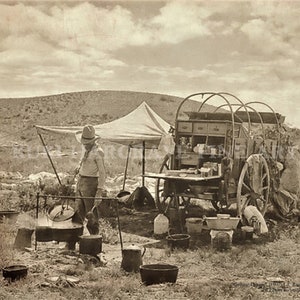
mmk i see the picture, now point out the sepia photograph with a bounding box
[0,0,299,299]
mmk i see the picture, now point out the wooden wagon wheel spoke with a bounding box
[236,154,270,219]
[242,182,252,192]
[243,193,251,198]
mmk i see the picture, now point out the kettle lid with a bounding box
[48,205,75,222]
[124,244,141,251]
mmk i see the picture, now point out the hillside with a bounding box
[1,90,299,176]
[0,90,218,175]
[0,90,221,146]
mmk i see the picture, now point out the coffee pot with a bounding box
[121,244,146,272]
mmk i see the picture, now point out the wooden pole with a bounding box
[122,146,131,191]
[142,141,145,187]
[35,192,39,251]
[37,132,62,185]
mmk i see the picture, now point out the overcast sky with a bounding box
[1,0,299,127]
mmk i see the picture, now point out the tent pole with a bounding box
[122,146,131,191]
[37,132,62,186]
[142,141,145,187]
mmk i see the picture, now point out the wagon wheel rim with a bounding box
[155,154,172,214]
[236,154,270,218]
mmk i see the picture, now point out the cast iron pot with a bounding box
[79,235,102,256]
[166,234,190,251]
[52,223,84,242]
[140,264,179,285]
[2,265,28,282]
[35,226,53,242]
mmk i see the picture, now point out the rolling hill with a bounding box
[0,90,220,147]
[0,90,218,175]
[1,90,298,176]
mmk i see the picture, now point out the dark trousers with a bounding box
[72,176,99,234]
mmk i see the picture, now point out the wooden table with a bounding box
[143,172,221,182]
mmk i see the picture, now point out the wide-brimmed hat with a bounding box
[79,125,99,145]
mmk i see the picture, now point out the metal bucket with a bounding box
[166,234,190,251]
[185,218,203,235]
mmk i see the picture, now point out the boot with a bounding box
[86,211,99,235]
[64,241,76,250]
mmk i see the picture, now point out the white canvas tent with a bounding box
[36,101,171,148]
[35,101,172,187]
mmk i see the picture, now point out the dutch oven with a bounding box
[140,264,179,285]
[2,265,28,282]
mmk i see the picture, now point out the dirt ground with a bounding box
[0,205,300,300]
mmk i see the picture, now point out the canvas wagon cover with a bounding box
[36,102,171,148]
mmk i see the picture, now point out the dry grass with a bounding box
[0,225,299,300]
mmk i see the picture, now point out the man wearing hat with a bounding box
[66,124,107,250]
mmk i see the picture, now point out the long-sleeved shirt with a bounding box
[78,144,106,188]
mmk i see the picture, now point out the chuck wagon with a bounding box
[144,92,286,227]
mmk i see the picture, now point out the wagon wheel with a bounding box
[155,154,173,214]
[236,154,270,218]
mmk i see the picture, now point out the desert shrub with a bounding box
[16,183,39,212]
[98,218,119,244]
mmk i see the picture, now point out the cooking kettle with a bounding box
[121,244,146,273]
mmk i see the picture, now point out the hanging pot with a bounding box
[121,244,146,273]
